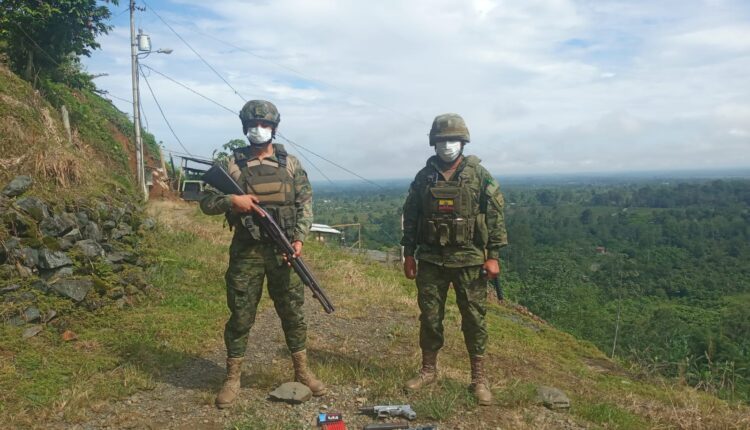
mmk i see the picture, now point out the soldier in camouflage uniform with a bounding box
[401,113,508,405]
[200,100,325,409]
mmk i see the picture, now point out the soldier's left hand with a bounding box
[282,241,303,266]
[482,258,500,279]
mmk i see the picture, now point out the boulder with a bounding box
[30,279,50,293]
[75,239,105,259]
[0,284,21,294]
[22,306,41,323]
[110,223,134,240]
[22,325,43,339]
[0,237,20,263]
[2,175,33,197]
[15,197,50,221]
[535,386,571,410]
[37,249,73,269]
[3,210,35,237]
[102,220,117,231]
[40,266,74,281]
[51,279,93,302]
[269,382,312,404]
[14,247,39,269]
[82,221,103,242]
[40,215,76,237]
[140,218,157,230]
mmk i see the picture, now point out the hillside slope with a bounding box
[3,200,747,429]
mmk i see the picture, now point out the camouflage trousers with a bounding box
[416,261,487,356]
[224,240,306,358]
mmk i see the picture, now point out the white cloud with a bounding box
[84,0,750,181]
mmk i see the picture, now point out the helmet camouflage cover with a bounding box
[429,113,470,146]
[239,100,281,133]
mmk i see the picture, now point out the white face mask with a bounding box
[435,141,462,162]
[246,126,273,145]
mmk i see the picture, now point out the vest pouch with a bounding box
[275,205,297,239]
[452,218,470,245]
[248,181,289,205]
[429,186,462,216]
[438,222,450,246]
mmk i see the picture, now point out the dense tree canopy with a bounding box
[0,0,117,82]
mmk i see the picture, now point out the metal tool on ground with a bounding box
[202,164,335,313]
[359,405,417,420]
[362,424,438,430]
[317,412,347,430]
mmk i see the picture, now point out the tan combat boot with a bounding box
[404,350,438,391]
[291,350,327,396]
[215,357,243,409]
[470,355,493,406]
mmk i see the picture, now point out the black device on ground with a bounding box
[202,164,335,313]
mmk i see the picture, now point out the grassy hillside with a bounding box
[2,200,748,429]
[0,61,159,200]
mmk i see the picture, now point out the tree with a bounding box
[0,0,117,81]
[212,139,246,168]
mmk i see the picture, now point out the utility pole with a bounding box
[129,0,147,201]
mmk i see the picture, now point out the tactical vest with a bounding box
[228,144,296,241]
[418,157,484,247]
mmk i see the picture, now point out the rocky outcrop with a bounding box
[1,175,158,335]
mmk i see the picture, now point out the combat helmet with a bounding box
[429,113,470,146]
[239,100,281,133]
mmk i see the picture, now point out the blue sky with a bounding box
[85,0,750,181]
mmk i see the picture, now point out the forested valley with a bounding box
[314,176,750,402]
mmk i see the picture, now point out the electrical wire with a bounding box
[14,24,61,67]
[191,28,428,126]
[138,65,193,156]
[142,0,247,102]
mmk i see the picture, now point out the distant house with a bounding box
[310,223,342,242]
[595,246,607,255]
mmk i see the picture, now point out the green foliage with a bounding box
[0,0,118,83]
[212,138,246,168]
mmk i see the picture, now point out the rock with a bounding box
[110,223,134,240]
[102,220,116,231]
[37,249,73,269]
[51,279,93,302]
[14,247,39,269]
[0,284,21,294]
[0,237,20,263]
[536,386,571,410]
[269,382,312,404]
[75,239,105,259]
[0,264,16,279]
[58,237,75,251]
[2,175,33,197]
[40,266,74,281]
[22,325,43,339]
[43,309,57,323]
[15,197,50,221]
[106,252,125,264]
[30,279,50,293]
[23,306,41,323]
[141,218,156,230]
[82,221,103,242]
[75,211,89,225]
[63,228,83,241]
[40,215,76,237]
[61,330,78,341]
[3,211,35,237]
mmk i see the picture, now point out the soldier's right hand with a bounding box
[230,194,262,214]
[404,255,417,279]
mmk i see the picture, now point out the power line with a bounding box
[140,64,235,114]
[138,65,193,156]
[139,65,334,184]
[142,0,247,102]
[14,24,61,67]
[276,132,385,190]
[191,28,428,127]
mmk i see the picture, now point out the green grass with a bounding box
[0,220,229,424]
[573,401,649,430]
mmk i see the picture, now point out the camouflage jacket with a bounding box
[200,145,313,243]
[401,154,508,267]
